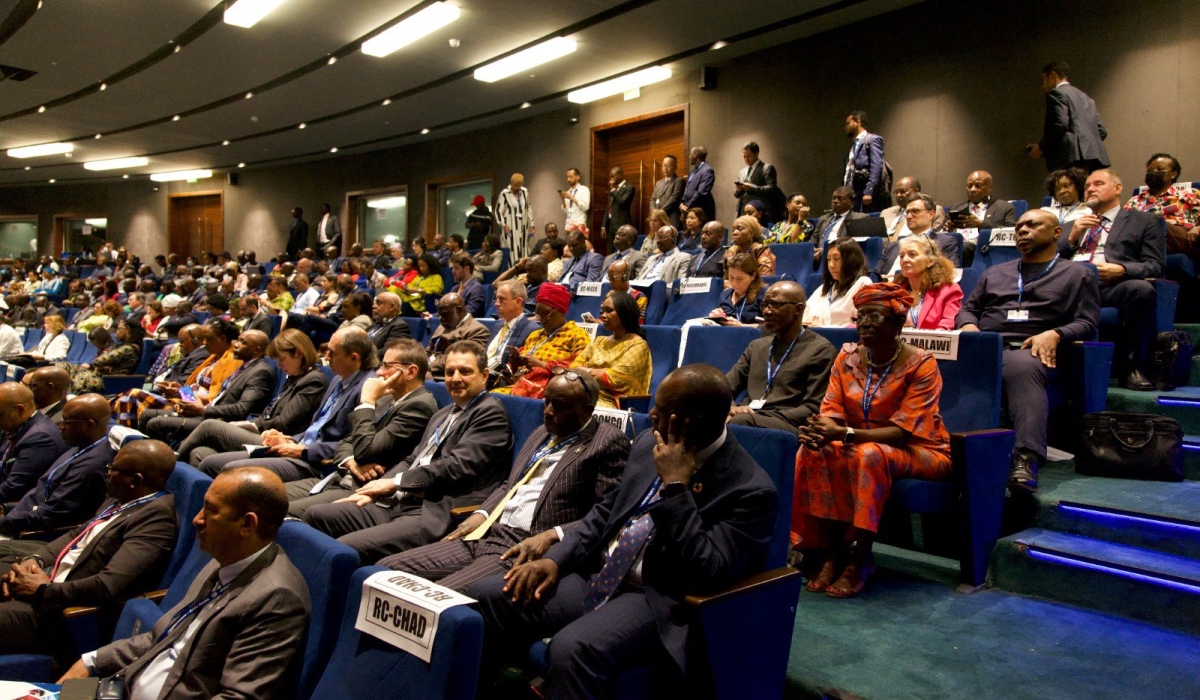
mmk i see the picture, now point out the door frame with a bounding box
[49,213,105,258]
[345,184,409,252]
[167,190,224,260]
[423,171,493,244]
[1,214,42,259]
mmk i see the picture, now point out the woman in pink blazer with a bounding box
[896,235,963,329]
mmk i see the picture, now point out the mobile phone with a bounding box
[179,385,197,403]
[949,206,970,222]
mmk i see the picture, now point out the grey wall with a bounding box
[3,0,1197,260]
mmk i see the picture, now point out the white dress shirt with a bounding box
[317,214,332,245]
[292,287,321,312]
[52,517,117,582]
[0,324,23,356]
[843,131,868,186]
[562,185,591,227]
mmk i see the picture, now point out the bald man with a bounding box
[0,440,178,663]
[0,383,66,504]
[367,291,412,353]
[601,225,646,279]
[0,394,116,537]
[947,170,1018,263]
[61,467,310,700]
[688,221,728,278]
[427,293,490,376]
[23,366,70,425]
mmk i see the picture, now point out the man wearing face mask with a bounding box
[1124,153,1200,257]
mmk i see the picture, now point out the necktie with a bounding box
[488,322,511,367]
[462,441,560,541]
[824,216,843,242]
[582,477,664,611]
[50,504,120,579]
[1079,219,1111,258]
[299,381,344,446]
[414,405,462,463]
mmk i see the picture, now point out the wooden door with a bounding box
[168,193,223,261]
[590,106,687,255]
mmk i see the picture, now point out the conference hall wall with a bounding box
[2,0,1196,260]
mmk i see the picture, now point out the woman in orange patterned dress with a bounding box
[793,283,952,598]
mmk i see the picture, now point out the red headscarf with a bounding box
[852,282,914,316]
[536,283,571,314]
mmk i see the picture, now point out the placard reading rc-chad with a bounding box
[355,571,475,662]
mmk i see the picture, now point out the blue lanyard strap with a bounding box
[908,295,924,326]
[519,426,587,480]
[432,392,485,447]
[633,476,664,517]
[763,334,801,399]
[860,352,896,425]
[1016,254,1060,307]
[72,491,168,549]
[157,579,231,642]
[44,437,107,499]
[696,249,720,272]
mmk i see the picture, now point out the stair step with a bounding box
[1107,387,1200,435]
[992,529,1200,634]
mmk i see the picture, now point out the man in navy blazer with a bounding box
[0,394,116,537]
[0,384,66,505]
[843,110,889,212]
[449,254,487,318]
[680,147,716,220]
[558,231,604,294]
[470,365,778,699]
[198,327,375,479]
[486,281,540,372]
[1029,60,1110,173]
[1058,169,1164,389]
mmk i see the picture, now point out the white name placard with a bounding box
[576,282,603,297]
[592,406,632,433]
[988,227,1017,247]
[953,268,964,282]
[900,329,961,360]
[355,572,475,662]
[678,277,713,295]
[578,322,600,339]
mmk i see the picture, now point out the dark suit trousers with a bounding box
[178,421,262,467]
[199,453,317,482]
[1002,348,1056,461]
[1101,280,1156,369]
[302,499,430,565]
[378,522,524,592]
[286,477,354,519]
[469,573,672,700]
[728,411,798,433]
[141,410,204,444]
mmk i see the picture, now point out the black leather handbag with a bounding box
[1075,412,1184,482]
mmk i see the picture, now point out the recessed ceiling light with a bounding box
[382,99,391,106]
[94,134,103,139]
[84,156,149,171]
[224,0,290,28]
[520,102,531,109]
[568,66,672,103]
[327,56,337,65]
[245,92,253,99]
[238,162,246,168]
[298,123,306,129]
[474,37,576,83]
[23,166,30,171]
[37,106,46,113]
[172,115,181,121]
[99,83,107,90]
[710,41,728,50]
[362,2,460,58]
[421,128,430,134]
[48,179,55,183]
[330,147,338,153]
[7,142,73,158]
[367,196,406,208]
[222,140,230,146]
[122,174,129,179]
[173,45,180,53]
[150,169,213,182]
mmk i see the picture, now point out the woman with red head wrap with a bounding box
[494,283,591,399]
[792,282,952,598]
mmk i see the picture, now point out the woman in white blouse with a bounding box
[1040,167,1092,224]
[32,313,71,361]
[803,238,873,327]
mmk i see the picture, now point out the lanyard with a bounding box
[52,491,167,578]
[157,578,231,642]
[1016,254,1060,308]
[518,427,586,481]
[861,359,894,426]
[45,437,107,499]
[1058,201,1082,224]
[764,334,801,399]
[526,324,566,357]
[431,391,485,448]
[695,248,721,273]
[908,294,924,327]
[633,476,664,518]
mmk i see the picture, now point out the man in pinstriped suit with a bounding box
[378,370,629,590]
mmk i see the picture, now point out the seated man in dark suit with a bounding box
[0,440,178,667]
[558,231,604,294]
[958,209,1100,492]
[197,328,375,481]
[449,254,487,318]
[240,295,273,336]
[688,220,727,278]
[380,370,629,591]
[304,340,512,564]
[427,293,491,376]
[946,170,1018,263]
[601,226,647,279]
[485,281,540,372]
[141,330,276,443]
[59,467,310,700]
[1058,169,1164,389]
[0,394,117,538]
[366,292,412,353]
[875,195,963,278]
[727,281,837,432]
[814,186,869,261]
[287,338,438,517]
[470,364,778,699]
[0,383,67,504]
[22,365,71,425]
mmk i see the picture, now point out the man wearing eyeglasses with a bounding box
[726,281,837,432]
[0,440,177,664]
[485,282,540,372]
[874,196,963,279]
[286,338,438,518]
[366,292,412,355]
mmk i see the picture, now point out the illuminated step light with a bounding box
[150,169,213,182]
[367,196,406,209]
[224,0,289,28]
[84,218,107,227]
[362,2,460,58]
[7,142,73,158]
[568,66,671,104]
[84,156,149,171]
[474,37,576,83]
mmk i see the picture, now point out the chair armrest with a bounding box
[145,589,168,603]
[617,395,651,413]
[17,524,74,540]
[684,566,800,607]
[63,605,98,619]
[450,505,481,518]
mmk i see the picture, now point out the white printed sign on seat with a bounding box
[576,282,603,297]
[677,277,713,295]
[578,322,600,340]
[900,329,960,360]
[355,571,476,662]
[988,228,1017,246]
[591,405,632,433]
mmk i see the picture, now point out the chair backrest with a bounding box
[309,566,484,700]
[480,284,494,315]
[192,312,211,324]
[641,326,682,399]
[495,394,546,467]
[402,318,427,344]
[65,331,91,363]
[1010,199,1029,218]
[424,319,441,345]
[727,425,798,569]
[1041,195,1053,207]
[22,327,43,351]
[628,280,668,326]
[500,247,512,272]
[275,521,360,700]
[476,318,503,338]
[770,243,814,284]
[659,278,723,327]
[849,236,885,272]
[267,314,283,339]
[970,228,1021,270]
[679,325,762,375]
[424,380,451,408]
[162,463,213,586]
[133,338,162,375]
[567,283,609,322]
[63,307,81,324]
[956,267,982,302]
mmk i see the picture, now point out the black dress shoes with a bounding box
[1121,368,1155,391]
[1008,450,1040,493]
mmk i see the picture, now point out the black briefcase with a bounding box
[1075,411,1184,482]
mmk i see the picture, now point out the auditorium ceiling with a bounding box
[0,0,914,186]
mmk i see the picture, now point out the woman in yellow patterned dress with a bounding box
[570,291,652,408]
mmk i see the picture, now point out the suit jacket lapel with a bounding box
[531,421,598,518]
[1108,209,1131,247]
[69,502,137,575]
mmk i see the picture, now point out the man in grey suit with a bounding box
[304,340,512,564]
[734,141,783,222]
[650,155,686,229]
[240,296,273,336]
[601,225,647,280]
[814,187,869,259]
[635,226,692,284]
[602,167,635,249]
[59,467,310,700]
[380,371,629,591]
[315,203,342,253]
[287,338,438,517]
[1028,60,1110,173]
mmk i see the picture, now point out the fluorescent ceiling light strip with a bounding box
[7,142,74,158]
[362,2,460,58]
[150,169,213,182]
[224,0,289,28]
[83,157,149,171]
[84,218,108,227]
[1057,503,1200,534]
[1026,548,1200,595]
[474,37,577,83]
[367,196,407,208]
[567,66,672,104]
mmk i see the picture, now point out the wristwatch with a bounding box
[843,427,856,445]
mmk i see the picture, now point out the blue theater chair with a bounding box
[658,278,723,327]
[424,379,451,408]
[620,326,681,412]
[567,283,609,322]
[1010,199,1029,218]
[629,280,668,325]
[770,243,814,285]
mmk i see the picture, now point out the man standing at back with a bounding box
[602,167,635,250]
[286,207,309,259]
[1028,60,1110,173]
[651,155,686,229]
[734,141,783,222]
[843,110,888,213]
[560,168,591,233]
[680,147,715,221]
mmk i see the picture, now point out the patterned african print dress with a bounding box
[497,321,592,400]
[791,343,951,548]
[570,333,652,408]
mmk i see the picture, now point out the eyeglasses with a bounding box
[380,361,414,370]
[852,310,893,323]
[761,299,800,310]
[550,367,586,386]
